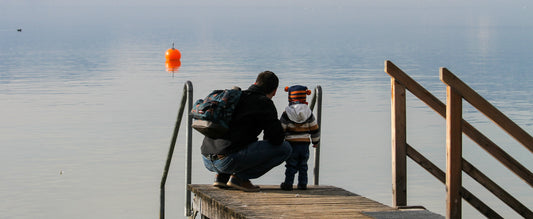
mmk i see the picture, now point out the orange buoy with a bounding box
[165,43,181,61]
[165,60,181,72]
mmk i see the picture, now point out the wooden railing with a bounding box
[385,60,532,219]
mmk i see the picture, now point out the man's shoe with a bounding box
[227,175,260,192]
[297,184,307,190]
[213,173,231,188]
[280,182,293,191]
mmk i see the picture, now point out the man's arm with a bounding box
[261,101,285,145]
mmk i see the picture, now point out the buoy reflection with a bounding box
[166,60,181,73]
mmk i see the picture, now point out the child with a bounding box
[280,85,320,190]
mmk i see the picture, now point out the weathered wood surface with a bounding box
[188,184,440,219]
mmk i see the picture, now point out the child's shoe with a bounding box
[280,182,293,191]
[297,184,307,190]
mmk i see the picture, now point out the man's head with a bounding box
[255,71,279,98]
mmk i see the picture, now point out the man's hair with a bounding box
[255,71,279,94]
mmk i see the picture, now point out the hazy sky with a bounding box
[2,0,531,26]
[1,0,531,39]
[3,0,530,7]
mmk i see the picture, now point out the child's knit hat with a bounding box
[285,85,311,104]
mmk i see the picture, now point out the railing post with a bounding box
[445,69,462,219]
[184,81,193,217]
[309,85,322,185]
[391,78,407,207]
[314,86,322,185]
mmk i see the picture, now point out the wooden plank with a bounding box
[188,185,400,218]
[440,68,533,153]
[391,78,407,207]
[446,84,463,219]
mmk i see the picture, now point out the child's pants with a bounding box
[283,142,310,186]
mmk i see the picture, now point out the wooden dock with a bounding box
[188,184,443,219]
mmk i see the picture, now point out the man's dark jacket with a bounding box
[201,85,285,155]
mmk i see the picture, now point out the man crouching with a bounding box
[201,71,292,192]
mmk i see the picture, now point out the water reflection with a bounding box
[165,60,181,73]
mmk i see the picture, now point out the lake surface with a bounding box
[1,1,532,218]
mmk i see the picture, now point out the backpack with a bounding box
[191,87,241,138]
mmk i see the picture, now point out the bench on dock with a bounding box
[188,184,443,219]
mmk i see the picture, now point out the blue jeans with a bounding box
[202,140,292,180]
[283,142,310,186]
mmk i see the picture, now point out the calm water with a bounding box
[1,1,532,218]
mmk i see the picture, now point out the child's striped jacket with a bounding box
[280,103,320,144]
